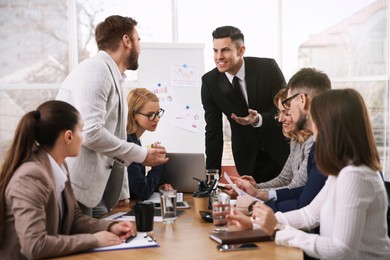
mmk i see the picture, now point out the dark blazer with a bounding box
[0,149,113,260]
[269,143,328,212]
[201,57,290,181]
[127,134,166,200]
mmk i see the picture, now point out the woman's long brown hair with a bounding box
[0,100,79,240]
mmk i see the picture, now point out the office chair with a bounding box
[385,181,390,237]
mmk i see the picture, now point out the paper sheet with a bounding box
[102,211,164,222]
[223,172,262,201]
[90,232,159,252]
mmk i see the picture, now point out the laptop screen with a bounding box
[159,153,205,193]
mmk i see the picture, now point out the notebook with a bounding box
[159,153,206,192]
[209,229,273,244]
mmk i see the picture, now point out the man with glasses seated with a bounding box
[233,68,330,214]
[126,88,173,200]
[226,88,313,210]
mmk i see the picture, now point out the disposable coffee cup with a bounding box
[192,191,210,216]
[134,202,154,232]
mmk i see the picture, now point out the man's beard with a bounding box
[295,112,307,131]
[127,46,139,70]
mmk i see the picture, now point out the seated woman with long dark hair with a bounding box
[0,100,135,259]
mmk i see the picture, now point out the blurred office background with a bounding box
[0,0,388,180]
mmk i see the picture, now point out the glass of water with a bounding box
[212,193,230,231]
[160,189,177,223]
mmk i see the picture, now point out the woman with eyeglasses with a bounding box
[226,88,314,213]
[126,88,173,200]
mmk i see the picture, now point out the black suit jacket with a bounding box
[201,57,290,177]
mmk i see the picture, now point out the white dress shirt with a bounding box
[274,165,390,259]
[225,60,263,127]
[47,153,68,219]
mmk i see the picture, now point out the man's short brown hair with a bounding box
[95,15,138,52]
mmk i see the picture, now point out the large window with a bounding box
[0,0,388,180]
[282,0,389,176]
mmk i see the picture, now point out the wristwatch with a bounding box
[271,223,285,240]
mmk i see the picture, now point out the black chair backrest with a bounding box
[385,181,390,237]
[385,181,390,198]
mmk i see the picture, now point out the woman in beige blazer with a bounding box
[0,100,135,259]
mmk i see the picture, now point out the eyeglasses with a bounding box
[135,108,165,121]
[281,93,306,109]
[274,110,291,121]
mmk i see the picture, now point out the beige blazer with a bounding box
[0,149,112,259]
[56,51,147,208]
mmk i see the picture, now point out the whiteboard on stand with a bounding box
[136,42,206,154]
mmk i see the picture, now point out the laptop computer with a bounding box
[159,153,206,193]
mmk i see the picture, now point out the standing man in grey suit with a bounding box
[56,15,168,217]
[201,26,290,183]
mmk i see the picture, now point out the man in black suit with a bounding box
[201,26,290,183]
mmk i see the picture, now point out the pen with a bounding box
[125,234,137,243]
[217,185,229,190]
[193,177,203,182]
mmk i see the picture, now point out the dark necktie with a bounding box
[232,76,246,106]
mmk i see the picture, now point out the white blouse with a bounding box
[47,153,68,218]
[274,165,390,259]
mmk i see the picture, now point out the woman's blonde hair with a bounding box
[274,88,312,144]
[127,88,159,134]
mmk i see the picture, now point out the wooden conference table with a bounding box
[54,194,303,260]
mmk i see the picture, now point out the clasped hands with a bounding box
[94,221,136,248]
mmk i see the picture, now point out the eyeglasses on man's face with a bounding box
[135,108,165,121]
[281,92,307,110]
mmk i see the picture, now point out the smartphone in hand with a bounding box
[217,243,259,252]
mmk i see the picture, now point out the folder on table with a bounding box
[209,229,273,244]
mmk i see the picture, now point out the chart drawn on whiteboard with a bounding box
[170,105,201,133]
[149,83,175,106]
[170,63,199,87]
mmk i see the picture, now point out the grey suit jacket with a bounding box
[0,149,112,259]
[56,51,147,208]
